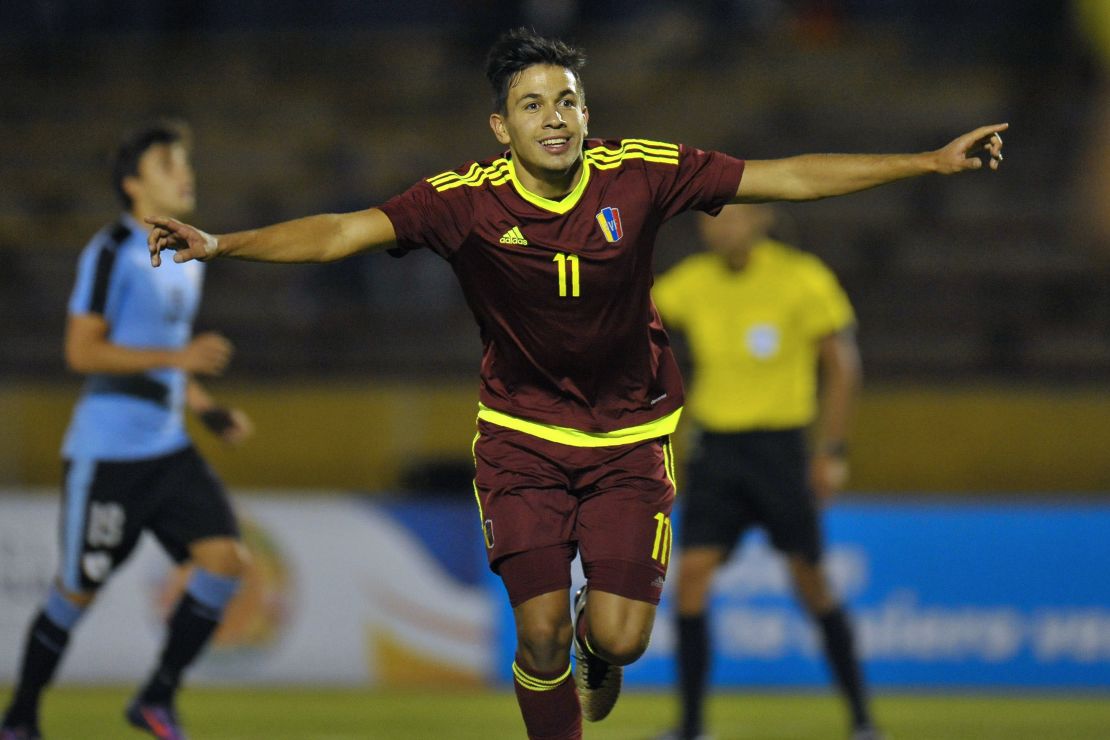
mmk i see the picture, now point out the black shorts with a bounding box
[679,428,822,563]
[59,445,239,592]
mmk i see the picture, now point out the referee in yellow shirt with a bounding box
[652,204,879,740]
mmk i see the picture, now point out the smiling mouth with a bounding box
[539,137,571,153]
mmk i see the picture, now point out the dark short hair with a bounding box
[111,119,191,210]
[485,27,586,113]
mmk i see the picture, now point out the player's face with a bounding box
[128,142,196,219]
[489,64,588,196]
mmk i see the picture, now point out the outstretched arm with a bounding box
[148,207,397,266]
[735,123,1007,203]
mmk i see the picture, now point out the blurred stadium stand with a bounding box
[1,1,1106,382]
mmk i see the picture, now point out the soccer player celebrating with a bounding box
[652,204,875,740]
[145,28,1004,740]
[1,121,252,740]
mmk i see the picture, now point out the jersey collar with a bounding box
[507,156,591,215]
[120,212,148,235]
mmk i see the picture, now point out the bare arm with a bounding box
[148,207,397,266]
[735,123,1007,203]
[186,378,218,413]
[809,328,862,502]
[65,314,232,376]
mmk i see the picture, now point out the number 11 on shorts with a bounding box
[651,512,672,566]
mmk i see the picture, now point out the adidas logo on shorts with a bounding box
[499,226,529,245]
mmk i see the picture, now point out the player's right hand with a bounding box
[932,122,1007,174]
[178,332,233,375]
[146,216,218,266]
[810,452,849,504]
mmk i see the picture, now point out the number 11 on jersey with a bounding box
[553,253,580,297]
[651,512,672,566]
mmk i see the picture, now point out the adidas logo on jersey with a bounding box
[499,226,529,245]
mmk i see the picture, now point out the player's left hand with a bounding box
[199,406,254,445]
[221,407,254,445]
[810,452,849,504]
[933,122,1007,174]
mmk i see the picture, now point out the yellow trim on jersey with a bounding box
[584,138,679,171]
[507,156,592,214]
[428,159,513,192]
[512,661,571,691]
[427,162,481,186]
[662,438,677,492]
[477,403,682,447]
[426,139,678,206]
[470,428,493,548]
[587,138,678,156]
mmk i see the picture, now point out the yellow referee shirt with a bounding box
[653,239,854,432]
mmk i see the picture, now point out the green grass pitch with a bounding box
[3,686,1108,739]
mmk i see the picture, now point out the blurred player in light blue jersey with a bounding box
[1,121,252,740]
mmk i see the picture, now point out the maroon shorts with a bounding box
[472,419,677,607]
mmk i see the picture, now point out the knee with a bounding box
[217,542,250,579]
[675,548,724,616]
[579,590,657,665]
[675,568,715,617]
[516,616,573,670]
[589,625,651,666]
[191,538,250,579]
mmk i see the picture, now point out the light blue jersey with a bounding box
[62,214,205,460]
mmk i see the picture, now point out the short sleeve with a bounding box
[798,257,855,339]
[68,243,121,318]
[378,178,475,259]
[651,145,745,222]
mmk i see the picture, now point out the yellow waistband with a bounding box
[476,403,682,447]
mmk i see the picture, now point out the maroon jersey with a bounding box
[379,138,744,439]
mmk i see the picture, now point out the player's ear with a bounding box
[582,105,588,137]
[489,112,511,146]
[121,174,143,204]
